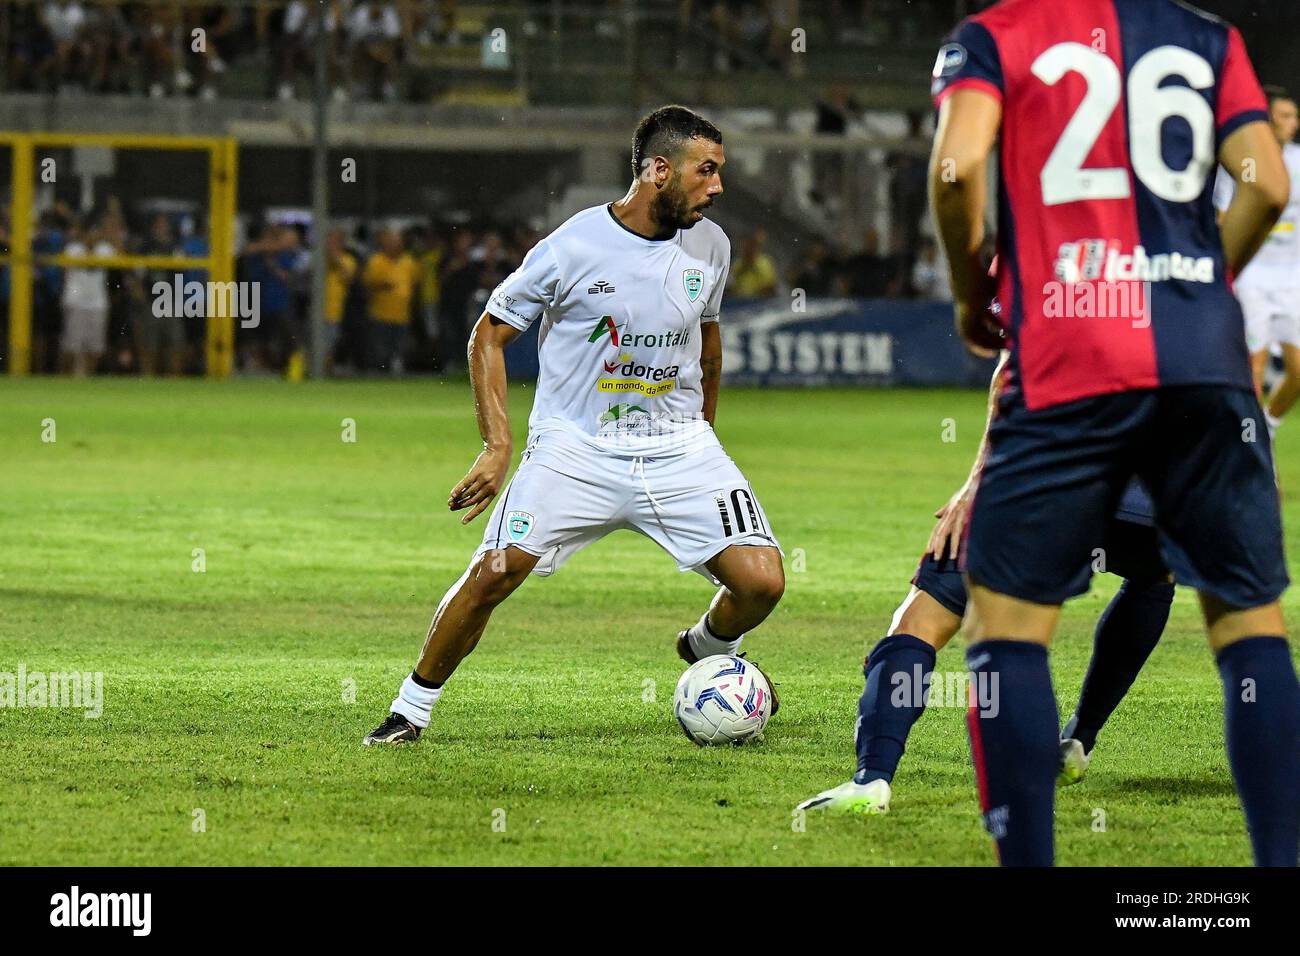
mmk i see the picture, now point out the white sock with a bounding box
[391,673,442,729]
[687,612,743,660]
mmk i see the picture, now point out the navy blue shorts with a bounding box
[914,506,1168,619]
[965,385,1287,609]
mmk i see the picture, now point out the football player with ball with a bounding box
[364,106,784,747]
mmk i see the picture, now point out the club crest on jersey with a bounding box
[683,268,704,302]
[506,510,534,542]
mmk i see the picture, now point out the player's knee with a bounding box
[466,552,527,607]
[735,567,785,611]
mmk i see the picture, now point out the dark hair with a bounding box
[631,105,722,177]
[1264,85,1294,109]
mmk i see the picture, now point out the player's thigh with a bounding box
[1199,593,1286,652]
[964,585,1060,646]
[631,445,779,577]
[965,390,1142,610]
[895,553,965,648]
[473,458,626,576]
[890,586,962,649]
[1139,386,1288,611]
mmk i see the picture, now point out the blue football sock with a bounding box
[853,633,936,785]
[1216,636,1300,867]
[1062,579,1173,753]
[966,641,1058,866]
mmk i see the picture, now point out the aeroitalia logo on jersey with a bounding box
[587,315,691,350]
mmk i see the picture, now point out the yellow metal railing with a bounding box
[0,133,238,377]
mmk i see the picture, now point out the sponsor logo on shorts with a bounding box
[683,268,704,302]
[507,510,534,542]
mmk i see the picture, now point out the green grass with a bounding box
[0,377,1294,866]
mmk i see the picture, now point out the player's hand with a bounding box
[448,446,511,525]
[956,299,1005,358]
[927,481,976,561]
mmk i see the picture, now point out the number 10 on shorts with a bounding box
[715,488,766,538]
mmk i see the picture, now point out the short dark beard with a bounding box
[649,173,698,236]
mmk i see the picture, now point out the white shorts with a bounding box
[62,304,108,354]
[1237,285,1300,352]
[475,432,780,583]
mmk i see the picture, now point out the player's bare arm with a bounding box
[1219,120,1290,276]
[929,87,1002,356]
[449,311,520,524]
[928,350,1008,561]
[700,321,722,427]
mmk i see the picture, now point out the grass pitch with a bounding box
[2,376,1295,866]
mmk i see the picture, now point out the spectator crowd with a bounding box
[728,227,950,303]
[5,1,953,100]
[6,1,461,101]
[0,201,951,378]
[0,199,543,378]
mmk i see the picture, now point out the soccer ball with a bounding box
[674,654,773,746]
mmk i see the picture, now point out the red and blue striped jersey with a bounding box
[932,0,1269,410]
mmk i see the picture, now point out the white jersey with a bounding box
[487,203,730,459]
[1214,142,1300,291]
[61,240,113,311]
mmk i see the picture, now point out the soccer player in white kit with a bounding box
[1214,87,1300,431]
[365,106,785,745]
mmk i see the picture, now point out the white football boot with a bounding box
[795,778,892,815]
[1057,738,1091,786]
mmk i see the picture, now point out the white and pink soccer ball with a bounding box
[674,654,772,745]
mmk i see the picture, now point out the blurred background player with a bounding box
[60,219,114,376]
[797,352,1174,814]
[932,0,1298,866]
[363,106,785,746]
[1214,88,1300,434]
